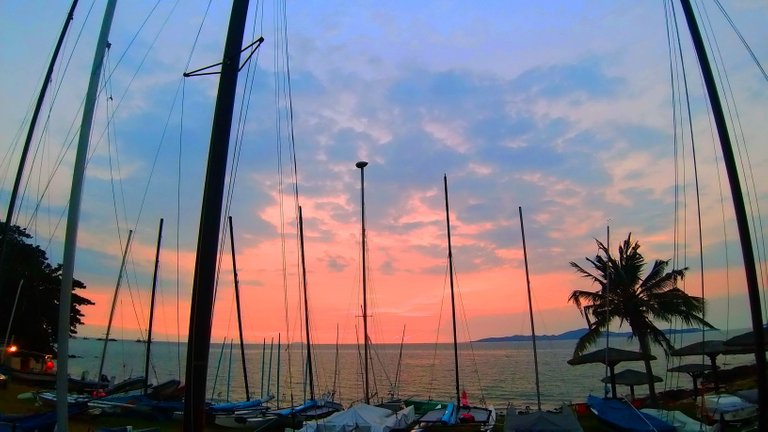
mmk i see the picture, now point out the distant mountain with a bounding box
[475,327,711,343]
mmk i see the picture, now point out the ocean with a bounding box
[67,329,754,410]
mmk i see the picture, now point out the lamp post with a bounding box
[355,160,370,404]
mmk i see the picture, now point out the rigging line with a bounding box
[697,0,766,319]
[8,2,95,219]
[452,263,487,403]
[15,0,96,235]
[271,0,299,406]
[210,74,261,347]
[426,255,451,399]
[669,2,691,280]
[21,97,85,235]
[223,0,262,234]
[0,95,38,188]
[280,0,301,209]
[94,0,185,235]
[672,2,708,329]
[662,0,683,389]
[665,0,682,271]
[214,8,266,380]
[102,47,127,250]
[173,0,212,378]
[713,0,768,83]
[175,78,186,378]
[276,0,307,355]
[23,42,117,250]
[700,2,768,317]
[101,0,161,85]
[0,98,36,194]
[102,47,152,340]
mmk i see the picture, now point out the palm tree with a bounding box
[568,233,714,405]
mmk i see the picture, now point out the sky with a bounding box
[0,1,766,347]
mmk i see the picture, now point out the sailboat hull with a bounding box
[587,395,674,432]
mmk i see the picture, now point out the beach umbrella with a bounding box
[724,328,768,347]
[600,368,662,400]
[671,340,752,389]
[667,363,715,398]
[568,348,656,398]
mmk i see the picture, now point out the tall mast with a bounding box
[298,206,315,400]
[679,1,766,427]
[228,216,251,401]
[56,1,117,430]
[443,174,461,410]
[355,160,370,404]
[604,224,612,397]
[183,1,250,429]
[97,229,133,383]
[0,0,79,288]
[144,219,163,395]
[518,207,541,411]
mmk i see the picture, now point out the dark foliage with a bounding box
[0,224,93,355]
[568,233,713,404]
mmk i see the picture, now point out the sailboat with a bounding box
[219,206,342,430]
[504,207,582,432]
[411,175,495,432]
[293,162,417,432]
[207,217,275,428]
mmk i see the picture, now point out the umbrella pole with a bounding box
[629,385,635,401]
[690,374,699,401]
[609,365,617,399]
[708,355,720,391]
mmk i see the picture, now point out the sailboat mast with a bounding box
[518,207,541,411]
[183,1,250,429]
[0,0,79,287]
[144,219,163,395]
[443,174,461,409]
[97,229,133,384]
[678,1,767,427]
[298,206,315,400]
[356,160,370,404]
[604,224,612,397]
[392,324,406,399]
[55,1,117,430]
[228,216,251,401]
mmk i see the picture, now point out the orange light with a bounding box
[7,345,17,353]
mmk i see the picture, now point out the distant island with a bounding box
[475,327,712,343]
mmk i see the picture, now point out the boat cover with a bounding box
[587,395,675,432]
[640,408,715,432]
[298,403,415,432]
[700,393,757,421]
[208,395,272,413]
[503,406,583,432]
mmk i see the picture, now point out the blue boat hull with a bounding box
[587,395,675,432]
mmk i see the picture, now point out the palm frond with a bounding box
[573,325,604,357]
[567,233,712,366]
[570,261,606,288]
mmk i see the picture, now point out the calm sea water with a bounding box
[67,329,754,410]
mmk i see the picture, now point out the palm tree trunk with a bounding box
[638,334,658,406]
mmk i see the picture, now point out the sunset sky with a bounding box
[0,1,766,347]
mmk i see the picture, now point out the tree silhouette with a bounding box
[0,224,93,355]
[568,233,713,404]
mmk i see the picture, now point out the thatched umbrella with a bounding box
[724,328,768,347]
[667,363,715,399]
[600,368,662,400]
[568,347,656,398]
[671,340,752,389]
